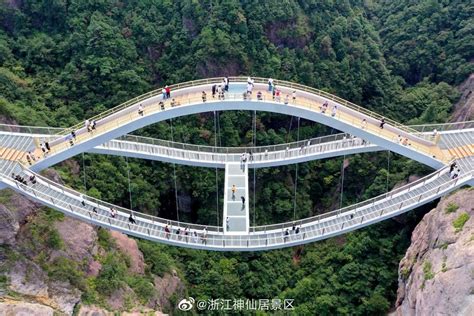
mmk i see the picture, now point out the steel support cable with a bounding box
[82,153,87,191]
[125,156,133,210]
[287,116,294,143]
[213,111,219,228]
[170,118,180,222]
[217,110,222,147]
[253,110,257,230]
[386,150,390,193]
[293,117,300,221]
[340,154,346,209]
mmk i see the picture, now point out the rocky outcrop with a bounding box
[395,189,474,316]
[47,281,81,315]
[0,205,19,245]
[0,167,183,315]
[0,301,55,316]
[451,73,474,122]
[7,260,49,297]
[152,270,185,312]
[52,217,99,263]
[109,231,145,274]
[0,189,40,233]
[5,260,81,314]
[106,285,137,310]
[77,305,167,316]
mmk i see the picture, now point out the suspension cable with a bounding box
[170,118,180,222]
[125,156,133,210]
[286,116,293,143]
[214,111,219,228]
[386,150,390,192]
[340,154,346,209]
[253,110,257,230]
[217,110,222,147]
[293,117,300,220]
[82,152,87,191]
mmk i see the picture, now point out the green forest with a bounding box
[0,0,472,314]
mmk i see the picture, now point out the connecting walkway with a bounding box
[223,162,249,234]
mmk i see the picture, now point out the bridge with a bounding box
[0,76,472,251]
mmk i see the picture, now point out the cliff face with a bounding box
[395,188,474,316]
[0,170,185,315]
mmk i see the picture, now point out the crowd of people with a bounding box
[164,224,208,244]
[11,172,36,186]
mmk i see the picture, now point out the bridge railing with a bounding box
[251,162,454,232]
[0,124,62,135]
[4,165,472,249]
[14,163,222,233]
[114,133,353,154]
[11,154,463,239]
[101,137,371,165]
[56,76,430,140]
[46,92,441,163]
[409,121,474,133]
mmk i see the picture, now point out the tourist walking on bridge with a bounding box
[165,85,171,99]
[247,81,254,95]
[275,89,281,102]
[449,161,457,173]
[162,87,167,100]
[201,228,208,244]
[380,118,385,129]
[224,77,229,91]
[212,84,217,98]
[231,184,237,200]
[268,78,274,91]
[129,213,136,224]
[321,101,328,113]
[66,133,74,147]
[331,105,337,117]
[110,208,117,218]
[85,119,91,132]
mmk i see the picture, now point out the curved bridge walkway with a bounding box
[26,77,455,171]
[0,77,472,250]
[1,156,471,251]
[0,125,381,169]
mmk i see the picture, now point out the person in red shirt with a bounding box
[165,85,171,99]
